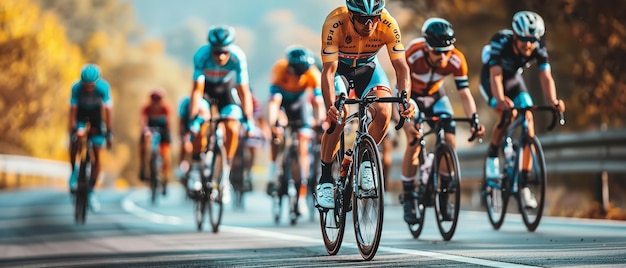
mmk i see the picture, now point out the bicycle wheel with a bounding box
[319,154,346,256]
[482,150,510,230]
[149,152,158,205]
[288,146,301,226]
[207,145,225,233]
[433,143,461,241]
[352,135,384,261]
[406,189,426,239]
[74,159,89,225]
[307,145,320,222]
[518,136,547,232]
[194,194,206,231]
[230,139,246,210]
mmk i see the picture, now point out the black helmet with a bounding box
[422,18,456,51]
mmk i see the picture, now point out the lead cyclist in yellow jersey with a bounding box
[315,0,414,209]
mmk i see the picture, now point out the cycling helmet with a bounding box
[286,46,315,76]
[512,11,545,40]
[80,64,101,83]
[207,25,236,48]
[422,18,456,51]
[150,88,164,101]
[346,0,385,15]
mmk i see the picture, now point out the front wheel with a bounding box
[482,149,510,230]
[149,153,159,206]
[433,143,461,241]
[208,145,225,233]
[518,136,547,232]
[352,135,384,261]
[319,153,345,256]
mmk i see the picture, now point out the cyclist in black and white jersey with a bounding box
[480,11,565,208]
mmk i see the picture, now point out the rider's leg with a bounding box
[365,89,392,144]
[401,123,421,224]
[297,130,313,190]
[69,134,79,191]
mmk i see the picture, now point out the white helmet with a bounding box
[512,11,545,40]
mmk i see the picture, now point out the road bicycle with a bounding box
[401,113,480,241]
[189,117,227,233]
[482,105,564,232]
[146,127,163,205]
[271,120,306,225]
[317,88,407,261]
[72,122,94,225]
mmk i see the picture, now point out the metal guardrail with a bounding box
[456,128,626,179]
[0,154,69,189]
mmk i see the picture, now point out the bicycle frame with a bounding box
[74,122,94,225]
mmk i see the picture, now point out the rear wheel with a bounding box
[433,143,461,241]
[482,148,510,230]
[407,186,426,239]
[194,195,206,231]
[518,136,547,232]
[352,136,384,261]
[74,156,89,225]
[320,154,345,256]
[288,146,301,226]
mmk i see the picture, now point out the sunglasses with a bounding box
[211,49,230,56]
[352,13,381,25]
[516,35,538,43]
[431,49,452,55]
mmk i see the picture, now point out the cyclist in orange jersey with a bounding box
[315,0,415,209]
[400,18,485,224]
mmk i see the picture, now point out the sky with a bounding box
[122,0,346,101]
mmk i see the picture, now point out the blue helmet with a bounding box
[80,64,101,83]
[207,25,236,48]
[286,46,315,76]
[346,0,385,15]
[512,11,545,40]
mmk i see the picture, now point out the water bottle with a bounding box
[340,149,353,178]
[420,152,434,184]
[503,138,514,170]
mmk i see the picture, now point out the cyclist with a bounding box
[400,18,485,224]
[267,46,325,216]
[68,64,113,212]
[315,0,415,209]
[177,95,212,192]
[139,88,172,195]
[189,25,256,204]
[480,11,565,209]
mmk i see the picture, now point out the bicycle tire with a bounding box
[433,143,461,241]
[518,136,547,232]
[208,144,225,233]
[149,152,159,205]
[482,150,510,230]
[194,195,206,231]
[288,145,301,226]
[319,154,346,256]
[74,151,90,225]
[230,136,246,210]
[352,135,384,261]
[307,144,320,222]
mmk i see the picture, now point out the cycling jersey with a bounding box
[193,44,248,120]
[321,7,405,68]
[178,96,211,132]
[141,102,172,143]
[479,30,547,108]
[270,59,321,130]
[405,37,469,96]
[70,80,112,146]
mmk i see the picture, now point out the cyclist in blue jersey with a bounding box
[189,25,256,204]
[177,96,211,191]
[68,64,113,212]
[480,11,565,208]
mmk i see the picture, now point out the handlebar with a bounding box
[408,115,480,146]
[496,106,565,131]
[326,90,409,135]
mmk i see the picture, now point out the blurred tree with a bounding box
[394,0,626,130]
[0,0,84,158]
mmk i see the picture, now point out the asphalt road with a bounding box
[1,186,625,267]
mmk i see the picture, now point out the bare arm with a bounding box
[236,84,254,122]
[190,76,205,119]
[321,61,338,111]
[69,106,77,132]
[391,58,411,99]
[489,65,509,111]
[267,94,282,126]
[457,88,478,117]
[539,69,558,106]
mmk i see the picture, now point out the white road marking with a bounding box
[121,189,540,267]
